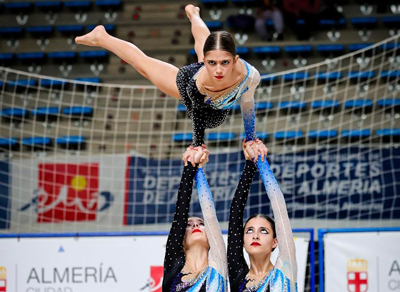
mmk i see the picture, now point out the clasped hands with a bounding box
[182,139,268,167]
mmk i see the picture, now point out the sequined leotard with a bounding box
[176,59,260,147]
[163,163,227,292]
[227,160,298,292]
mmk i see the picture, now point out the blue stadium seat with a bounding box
[277,101,307,111]
[0,27,24,38]
[172,133,193,142]
[350,17,378,29]
[17,52,46,64]
[240,132,269,140]
[48,52,78,63]
[380,43,400,51]
[377,99,400,111]
[282,72,310,82]
[347,71,375,81]
[26,26,54,37]
[0,53,15,65]
[1,108,27,118]
[79,51,109,62]
[177,105,186,112]
[344,99,373,112]
[260,74,278,84]
[376,128,400,142]
[63,106,93,117]
[314,72,343,82]
[21,137,52,148]
[316,44,345,56]
[31,107,60,122]
[56,136,86,150]
[5,2,33,14]
[206,132,235,141]
[64,1,92,11]
[253,46,281,57]
[381,16,400,28]
[348,43,374,52]
[274,131,303,140]
[308,130,338,139]
[34,1,63,12]
[57,25,85,35]
[74,77,102,84]
[255,102,273,111]
[40,79,67,88]
[284,45,313,56]
[380,71,400,80]
[310,100,339,110]
[7,80,38,92]
[87,24,115,33]
[94,0,122,10]
[205,21,223,30]
[341,129,371,140]
[0,138,17,150]
[236,47,250,57]
[31,107,59,116]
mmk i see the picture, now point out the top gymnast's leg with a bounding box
[75,25,181,99]
[185,4,210,63]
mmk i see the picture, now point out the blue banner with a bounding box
[0,160,10,229]
[124,147,400,225]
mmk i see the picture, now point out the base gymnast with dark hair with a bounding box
[227,141,298,292]
[163,146,227,292]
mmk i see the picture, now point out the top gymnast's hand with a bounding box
[242,139,268,162]
[182,144,209,167]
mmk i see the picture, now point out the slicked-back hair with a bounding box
[203,31,236,57]
[244,214,276,238]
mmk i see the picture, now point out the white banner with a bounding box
[0,234,309,292]
[324,231,400,292]
[10,155,126,232]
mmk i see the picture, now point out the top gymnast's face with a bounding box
[243,217,277,257]
[203,50,238,82]
[183,217,209,250]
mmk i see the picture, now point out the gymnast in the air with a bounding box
[75,4,266,159]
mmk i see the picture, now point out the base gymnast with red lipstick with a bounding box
[75,5,264,154]
[162,146,227,292]
[227,140,298,292]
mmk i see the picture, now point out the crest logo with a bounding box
[0,267,7,292]
[347,259,368,292]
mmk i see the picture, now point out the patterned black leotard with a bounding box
[176,59,260,147]
[162,164,227,292]
[228,160,298,292]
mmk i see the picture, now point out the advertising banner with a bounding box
[124,147,400,225]
[324,231,400,292]
[10,155,126,232]
[0,234,309,292]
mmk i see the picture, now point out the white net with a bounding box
[1,34,400,235]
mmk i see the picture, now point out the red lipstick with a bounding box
[215,76,223,80]
[251,242,261,246]
[192,229,201,233]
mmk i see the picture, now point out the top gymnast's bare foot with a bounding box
[75,25,107,47]
[185,4,200,21]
